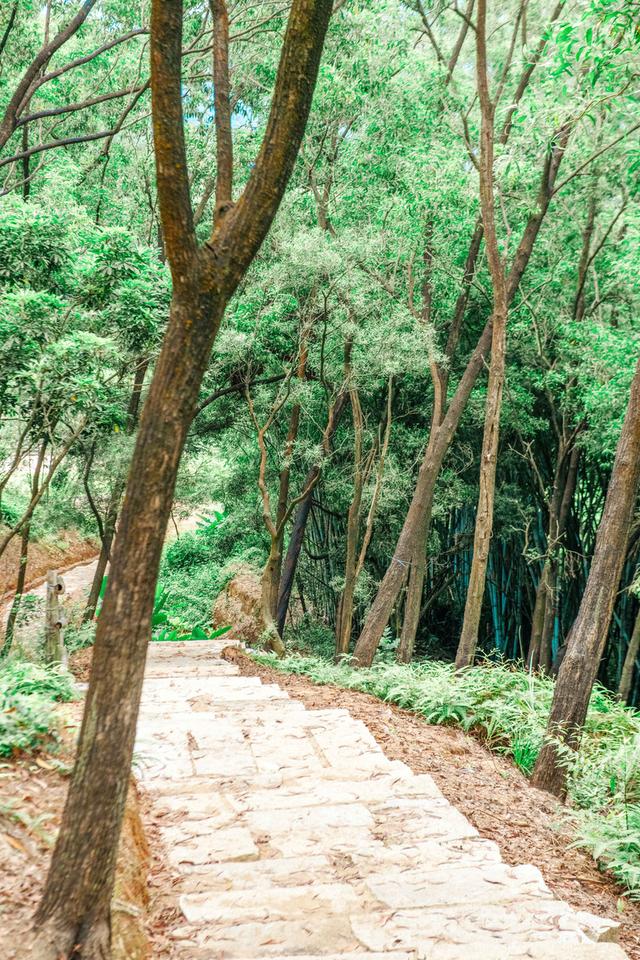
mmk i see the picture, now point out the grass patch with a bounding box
[253,651,640,899]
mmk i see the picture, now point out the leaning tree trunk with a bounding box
[352,429,449,667]
[531,354,640,799]
[352,322,493,667]
[32,0,333,951]
[83,359,149,623]
[83,480,123,623]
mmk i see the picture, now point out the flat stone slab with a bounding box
[161,824,259,868]
[138,640,627,959]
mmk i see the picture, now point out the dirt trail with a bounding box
[0,508,209,628]
[138,639,628,960]
[233,649,640,960]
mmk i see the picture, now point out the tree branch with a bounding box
[211,0,233,212]
[206,0,334,294]
[150,0,197,282]
[0,0,99,150]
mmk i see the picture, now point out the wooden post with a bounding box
[44,570,66,664]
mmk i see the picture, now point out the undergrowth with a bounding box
[253,651,640,899]
[0,660,76,756]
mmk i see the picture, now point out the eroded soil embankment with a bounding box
[0,528,98,600]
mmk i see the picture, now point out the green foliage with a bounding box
[0,660,77,757]
[286,614,336,659]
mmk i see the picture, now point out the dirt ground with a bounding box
[0,703,81,960]
[224,646,640,960]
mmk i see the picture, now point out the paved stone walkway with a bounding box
[136,641,628,960]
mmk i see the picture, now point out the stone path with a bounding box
[137,640,628,960]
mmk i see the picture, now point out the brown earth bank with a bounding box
[222,645,640,960]
[0,527,98,600]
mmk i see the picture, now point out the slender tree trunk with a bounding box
[397,504,431,663]
[619,606,640,704]
[454,303,506,669]
[454,0,509,671]
[1,522,32,657]
[82,485,121,623]
[529,443,580,670]
[335,388,364,659]
[2,439,47,657]
[359,117,571,666]
[83,360,148,623]
[276,390,349,634]
[394,1,568,662]
[260,329,307,624]
[352,322,494,667]
[531,354,640,798]
[528,453,566,670]
[529,557,553,669]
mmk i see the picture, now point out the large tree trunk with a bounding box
[618,606,640,704]
[33,292,222,959]
[531,354,640,799]
[32,0,332,951]
[260,537,286,655]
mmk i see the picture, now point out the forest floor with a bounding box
[227,647,640,960]
[0,700,82,958]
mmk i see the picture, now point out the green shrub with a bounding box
[164,531,216,570]
[0,660,77,756]
[285,614,335,659]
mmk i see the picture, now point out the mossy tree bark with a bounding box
[32,0,333,954]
